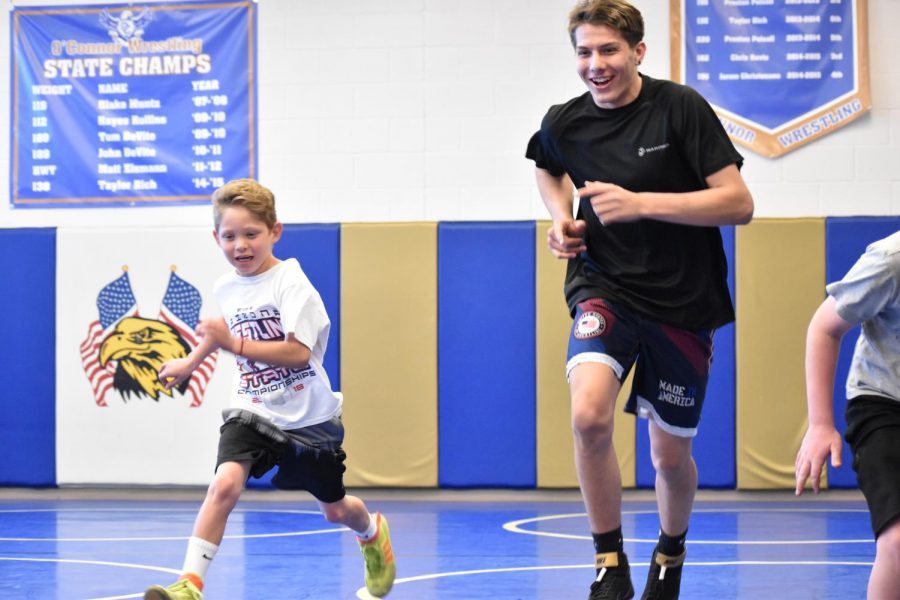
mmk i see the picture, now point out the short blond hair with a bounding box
[567,0,644,47]
[211,179,277,230]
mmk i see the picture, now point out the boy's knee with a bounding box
[321,499,347,524]
[571,401,614,447]
[650,437,693,476]
[206,473,243,507]
[876,519,900,558]
[651,451,691,476]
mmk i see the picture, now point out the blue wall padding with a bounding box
[637,226,737,488]
[0,229,56,485]
[247,223,341,489]
[825,217,900,488]
[438,222,536,487]
[278,224,342,387]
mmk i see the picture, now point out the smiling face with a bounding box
[574,22,645,109]
[214,205,283,277]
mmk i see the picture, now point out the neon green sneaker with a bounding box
[144,575,203,600]
[357,512,396,597]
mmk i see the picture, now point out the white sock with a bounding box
[181,536,219,580]
[356,513,378,541]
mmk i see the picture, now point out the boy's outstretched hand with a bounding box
[158,358,193,390]
[158,317,233,389]
[794,424,844,495]
[196,317,239,353]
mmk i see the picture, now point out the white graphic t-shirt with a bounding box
[214,258,342,429]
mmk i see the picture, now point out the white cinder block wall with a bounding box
[0,0,897,229]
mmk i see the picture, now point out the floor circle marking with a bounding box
[0,556,177,600]
[503,508,873,545]
[353,560,875,599]
[0,507,345,542]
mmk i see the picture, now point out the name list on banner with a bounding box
[670,0,870,157]
[11,1,257,208]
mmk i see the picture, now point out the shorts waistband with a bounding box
[223,410,328,458]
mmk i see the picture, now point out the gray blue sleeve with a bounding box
[826,239,900,325]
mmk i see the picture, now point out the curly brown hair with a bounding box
[211,179,277,231]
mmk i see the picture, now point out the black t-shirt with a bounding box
[526,75,743,330]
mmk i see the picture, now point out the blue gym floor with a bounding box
[0,489,872,599]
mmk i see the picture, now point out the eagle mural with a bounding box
[99,316,191,400]
[81,267,216,407]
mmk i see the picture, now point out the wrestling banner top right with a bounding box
[671,0,870,158]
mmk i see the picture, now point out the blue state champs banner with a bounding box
[10,1,257,208]
[671,0,870,157]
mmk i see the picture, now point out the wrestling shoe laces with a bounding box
[588,551,635,600]
[640,548,685,600]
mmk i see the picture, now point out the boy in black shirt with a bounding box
[526,1,753,598]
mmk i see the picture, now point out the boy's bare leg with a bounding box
[869,520,900,600]
[192,461,251,544]
[648,421,696,537]
[570,363,624,533]
[143,461,252,596]
[324,495,396,598]
[319,494,371,531]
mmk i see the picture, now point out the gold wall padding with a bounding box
[535,221,578,487]
[614,370,637,489]
[340,223,438,487]
[736,219,825,489]
[535,222,636,488]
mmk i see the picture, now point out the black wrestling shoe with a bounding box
[640,548,685,600]
[588,551,635,600]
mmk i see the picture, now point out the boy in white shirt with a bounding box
[145,179,395,599]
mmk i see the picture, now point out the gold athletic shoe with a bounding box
[357,512,396,597]
[144,576,203,600]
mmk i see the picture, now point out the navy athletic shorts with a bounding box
[216,410,347,503]
[566,297,715,438]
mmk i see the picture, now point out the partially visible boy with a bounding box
[144,179,395,599]
[795,230,900,600]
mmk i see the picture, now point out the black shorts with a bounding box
[216,410,347,503]
[844,395,900,537]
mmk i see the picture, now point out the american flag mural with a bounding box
[79,268,139,407]
[159,267,219,407]
[79,267,217,407]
